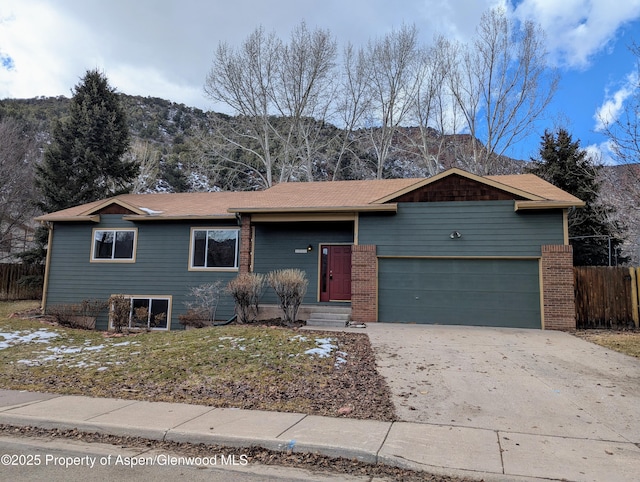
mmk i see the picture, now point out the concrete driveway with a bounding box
[366,324,640,443]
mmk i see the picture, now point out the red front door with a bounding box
[320,245,352,302]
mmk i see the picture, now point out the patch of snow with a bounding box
[46,346,82,354]
[0,329,59,350]
[84,344,105,351]
[335,351,348,367]
[139,207,163,215]
[304,337,336,358]
[96,367,109,371]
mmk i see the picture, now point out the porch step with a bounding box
[306,311,351,328]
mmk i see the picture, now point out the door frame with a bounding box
[318,244,352,302]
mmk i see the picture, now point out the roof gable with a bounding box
[384,173,527,203]
[78,198,147,216]
[374,168,545,203]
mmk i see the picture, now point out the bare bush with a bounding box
[179,282,223,328]
[267,269,308,324]
[47,299,108,330]
[109,295,131,333]
[226,273,266,323]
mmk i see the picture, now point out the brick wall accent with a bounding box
[238,215,252,274]
[541,244,575,330]
[351,245,378,323]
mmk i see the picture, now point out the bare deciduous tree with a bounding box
[363,24,421,179]
[402,36,464,176]
[205,26,282,188]
[598,43,640,179]
[330,43,371,179]
[448,7,558,174]
[273,21,337,181]
[127,140,160,193]
[0,119,39,261]
[204,22,338,187]
[202,9,557,184]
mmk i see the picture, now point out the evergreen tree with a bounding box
[35,69,137,213]
[527,128,625,266]
[22,70,137,272]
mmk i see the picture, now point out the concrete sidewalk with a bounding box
[0,389,638,481]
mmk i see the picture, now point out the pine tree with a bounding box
[22,70,137,272]
[527,128,625,266]
[35,69,137,213]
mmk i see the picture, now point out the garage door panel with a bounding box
[378,259,540,328]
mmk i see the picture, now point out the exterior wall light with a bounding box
[449,231,462,239]
[307,244,313,252]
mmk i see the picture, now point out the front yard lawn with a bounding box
[0,301,395,421]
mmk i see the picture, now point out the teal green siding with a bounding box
[252,222,353,305]
[363,201,560,328]
[46,215,240,330]
[378,258,541,328]
[359,201,564,257]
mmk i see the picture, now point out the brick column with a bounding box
[351,245,377,323]
[541,245,575,330]
[238,214,252,274]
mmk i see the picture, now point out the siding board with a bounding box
[359,201,563,257]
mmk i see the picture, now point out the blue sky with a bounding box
[1,0,640,164]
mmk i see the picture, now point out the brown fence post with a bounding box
[629,268,640,329]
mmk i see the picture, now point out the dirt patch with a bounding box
[573,329,640,358]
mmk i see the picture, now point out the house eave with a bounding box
[35,215,101,223]
[121,214,237,221]
[228,204,398,214]
[514,200,585,211]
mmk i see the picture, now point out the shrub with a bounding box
[267,269,308,325]
[179,281,223,329]
[177,309,211,329]
[109,295,131,333]
[47,299,108,330]
[226,273,266,323]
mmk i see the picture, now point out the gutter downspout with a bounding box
[40,222,53,311]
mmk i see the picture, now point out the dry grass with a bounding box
[0,301,395,421]
[574,330,640,358]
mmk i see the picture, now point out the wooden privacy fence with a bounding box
[0,264,44,301]
[574,266,640,329]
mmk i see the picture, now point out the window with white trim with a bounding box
[190,228,239,269]
[110,296,171,330]
[92,229,136,261]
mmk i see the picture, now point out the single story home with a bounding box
[35,168,584,331]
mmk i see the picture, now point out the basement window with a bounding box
[110,296,171,330]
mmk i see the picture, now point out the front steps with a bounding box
[306,307,351,328]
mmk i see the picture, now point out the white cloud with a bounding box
[107,64,209,109]
[585,141,617,165]
[593,71,639,131]
[0,1,101,99]
[513,0,640,68]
